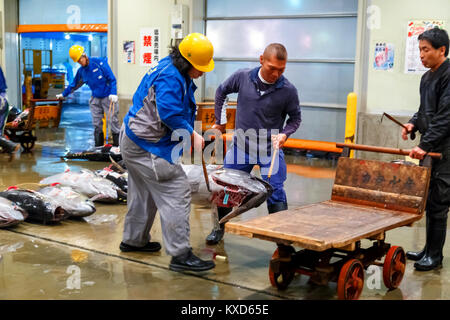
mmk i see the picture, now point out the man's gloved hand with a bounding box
[109,95,119,103]
[56,94,64,100]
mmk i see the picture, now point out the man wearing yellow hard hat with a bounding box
[57,45,120,147]
[119,33,216,272]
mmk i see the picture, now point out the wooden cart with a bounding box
[4,98,63,152]
[225,143,441,300]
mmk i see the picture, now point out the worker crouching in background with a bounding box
[57,45,120,147]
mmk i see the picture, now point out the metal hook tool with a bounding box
[381,112,416,140]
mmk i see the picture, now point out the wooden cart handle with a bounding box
[336,143,442,160]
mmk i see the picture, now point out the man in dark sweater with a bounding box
[206,43,301,244]
[402,28,450,271]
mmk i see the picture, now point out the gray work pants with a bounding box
[90,96,120,135]
[120,132,192,257]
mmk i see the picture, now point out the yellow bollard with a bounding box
[345,92,357,158]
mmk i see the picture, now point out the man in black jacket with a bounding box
[402,27,450,271]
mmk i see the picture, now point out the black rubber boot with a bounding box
[268,202,288,214]
[0,136,20,154]
[112,133,120,147]
[267,202,289,249]
[414,218,446,271]
[94,129,104,147]
[206,207,231,245]
[407,246,427,261]
[407,216,429,261]
[119,241,161,252]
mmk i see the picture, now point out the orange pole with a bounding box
[197,101,237,107]
[220,133,343,153]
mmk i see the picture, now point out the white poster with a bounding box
[373,43,395,71]
[404,20,445,74]
[140,28,160,67]
[123,41,135,64]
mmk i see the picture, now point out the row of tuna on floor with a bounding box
[0,164,128,227]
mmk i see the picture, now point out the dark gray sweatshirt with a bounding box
[215,67,301,154]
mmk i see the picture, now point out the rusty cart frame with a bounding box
[225,143,441,300]
[4,98,63,152]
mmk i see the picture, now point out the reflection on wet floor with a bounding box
[0,104,449,300]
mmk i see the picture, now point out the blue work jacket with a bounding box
[124,56,197,164]
[63,57,117,98]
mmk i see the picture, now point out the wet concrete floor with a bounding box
[0,104,449,300]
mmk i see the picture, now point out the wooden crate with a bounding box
[196,107,236,132]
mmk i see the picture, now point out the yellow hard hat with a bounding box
[69,45,85,63]
[179,33,214,73]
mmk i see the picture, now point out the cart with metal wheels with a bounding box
[4,98,63,152]
[225,143,441,300]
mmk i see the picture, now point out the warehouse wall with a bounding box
[110,0,203,123]
[0,0,4,68]
[366,0,450,114]
[356,0,450,160]
[0,0,20,109]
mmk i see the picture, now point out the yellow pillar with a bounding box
[102,114,107,144]
[345,92,357,158]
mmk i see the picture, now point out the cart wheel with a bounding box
[269,247,295,290]
[20,132,36,152]
[383,246,406,290]
[337,259,364,300]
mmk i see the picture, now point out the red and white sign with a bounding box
[140,28,160,67]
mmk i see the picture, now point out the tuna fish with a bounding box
[209,168,273,223]
[109,157,127,173]
[40,169,126,203]
[61,145,122,162]
[0,197,28,228]
[0,188,69,224]
[95,166,128,194]
[179,164,221,206]
[38,184,96,218]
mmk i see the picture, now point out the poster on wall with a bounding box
[140,28,161,67]
[123,41,135,64]
[373,43,395,71]
[404,20,445,74]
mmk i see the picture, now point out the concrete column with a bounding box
[3,0,20,108]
